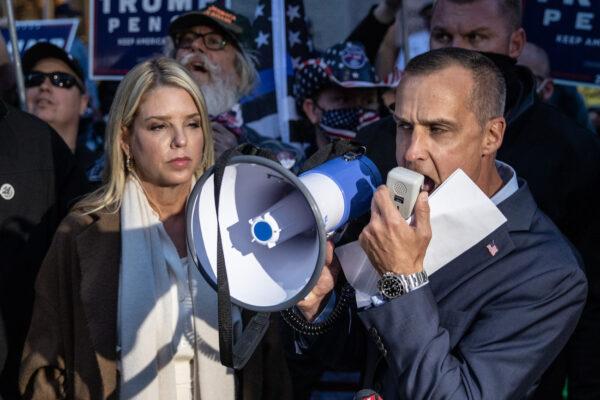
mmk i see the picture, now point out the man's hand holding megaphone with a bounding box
[296,185,431,322]
[359,187,431,277]
[296,241,341,321]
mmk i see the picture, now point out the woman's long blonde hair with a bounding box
[75,57,214,214]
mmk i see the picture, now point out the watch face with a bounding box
[378,274,405,299]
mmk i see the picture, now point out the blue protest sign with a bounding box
[89,0,229,80]
[523,0,600,87]
[0,18,79,57]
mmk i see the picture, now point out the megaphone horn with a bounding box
[187,152,382,312]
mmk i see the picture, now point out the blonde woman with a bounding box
[19,57,291,400]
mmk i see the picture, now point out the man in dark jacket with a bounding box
[354,1,600,398]
[0,99,88,399]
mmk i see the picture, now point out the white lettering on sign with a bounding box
[575,12,594,30]
[117,37,135,46]
[101,0,111,13]
[128,17,141,32]
[537,0,590,5]
[168,0,192,12]
[119,0,137,13]
[149,16,162,32]
[543,9,562,25]
[108,18,120,33]
[556,34,584,44]
[107,16,172,34]
[542,9,596,31]
[142,0,162,13]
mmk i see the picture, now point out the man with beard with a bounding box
[168,5,303,168]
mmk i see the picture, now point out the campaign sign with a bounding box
[90,0,228,80]
[523,0,600,87]
[0,18,79,57]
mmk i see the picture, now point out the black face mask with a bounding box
[319,107,380,139]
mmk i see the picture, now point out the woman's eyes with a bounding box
[148,121,201,131]
[150,124,166,131]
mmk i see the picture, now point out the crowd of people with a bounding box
[1,0,599,399]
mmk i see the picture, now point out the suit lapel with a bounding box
[77,211,121,393]
[429,226,514,302]
[429,181,536,302]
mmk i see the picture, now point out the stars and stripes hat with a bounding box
[169,5,254,51]
[293,41,399,106]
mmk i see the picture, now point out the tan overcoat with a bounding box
[19,211,293,399]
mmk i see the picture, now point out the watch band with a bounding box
[377,270,429,300]
[397,270,428,292]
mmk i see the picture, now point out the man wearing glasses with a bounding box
[167,6,257,158]
[166,6,303,167]
[22,42,89,155]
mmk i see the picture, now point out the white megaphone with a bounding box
[186,152,382,312]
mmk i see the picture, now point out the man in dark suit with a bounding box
[355,2,600,396]
[291,48,587,399]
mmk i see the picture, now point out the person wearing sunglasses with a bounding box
[22,42,89,155]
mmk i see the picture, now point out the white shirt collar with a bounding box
[490,160,518,206]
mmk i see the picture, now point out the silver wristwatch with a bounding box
[377,270,429,300]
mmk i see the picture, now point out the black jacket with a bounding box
[0,100,88,399]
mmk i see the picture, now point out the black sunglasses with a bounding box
[25,71,83,91]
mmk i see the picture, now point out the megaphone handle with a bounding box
[213,145,274,370]
[214,147,237,368]
[232,312,270,368]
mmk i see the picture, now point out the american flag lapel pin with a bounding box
[486,241,499,256]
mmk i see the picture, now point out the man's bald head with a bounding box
[518,42,550,78]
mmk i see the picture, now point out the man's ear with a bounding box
[540,79,554,102]
[79,93,89,116]
[482,117,505,156]
[508,28,526,59]
[302,98,321,124]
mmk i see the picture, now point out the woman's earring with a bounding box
[126,154,134,172]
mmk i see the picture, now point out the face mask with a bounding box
[319,107,380,139]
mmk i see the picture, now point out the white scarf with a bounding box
[118,177,236,399]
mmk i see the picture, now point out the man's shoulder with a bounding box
[512,101,600,155]
[58,209,119,240]
[1,101,75,169]
[242,125,306,169]
[1,100,53,135]
[501,183,583,276]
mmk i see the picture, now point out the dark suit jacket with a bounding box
[354,59,600,398]
[296,181,587,399]
[19,211,292,400]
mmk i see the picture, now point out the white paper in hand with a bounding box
[336,169,508,308]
